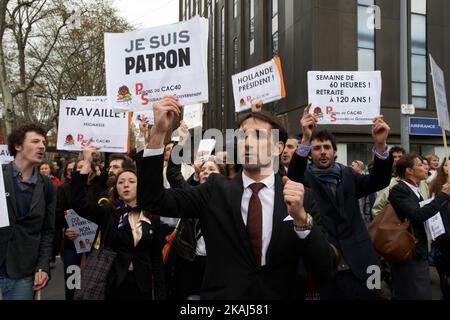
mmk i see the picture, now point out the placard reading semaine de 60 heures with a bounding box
[308,71,382,125]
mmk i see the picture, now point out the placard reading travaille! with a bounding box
[308,71,382,125]
[105,16,209,112]
[57,100,130,153]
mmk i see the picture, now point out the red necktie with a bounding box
[247,183,265,267]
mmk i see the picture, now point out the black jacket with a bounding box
[166,152,200,262]
[71,172,165,299]
[138,153,336,300]
[0,163,56,277]
[389,180,450,260]
[288,152,393,280]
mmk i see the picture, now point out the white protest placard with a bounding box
[197,139,216,159]
[65,209,98,254]
[0,145,13,164]
[105,16,209,112]
[57,100,130,153]
[420,199,446,242]
[133,110,155,126]
[183,103,203,129]
[77,96,108,103]
[232,56,286,113]
[0,166,9,228]
[308,71,382,125]
[430,55,450,132]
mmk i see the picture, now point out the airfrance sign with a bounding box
[409,117,442,136]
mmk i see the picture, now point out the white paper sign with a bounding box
[0,166,9,228]
[77,96,108,103]
[57,100,130,153]
[133,110,155,126]
[420,198,446,242]
[197,139,216,159]
[183,103,203,129]
[308,71,382,125]
[232,57,286,112]
[65,210,98,254]
[430,55,450,132]
[105,16,209,112]
[0,145,13,164]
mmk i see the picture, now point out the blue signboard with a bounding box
[409,117,442,136]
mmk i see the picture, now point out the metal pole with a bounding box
[400,0,410,152]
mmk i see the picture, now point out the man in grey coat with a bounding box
[0,124,56,300]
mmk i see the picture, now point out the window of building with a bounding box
[411,0,427,109]
[233,0,238,19]
[357,0,375,71]
[221,5,225,128]
[272,0,279,56]
[249,0,255,56]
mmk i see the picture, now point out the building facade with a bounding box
[180,0,450,166]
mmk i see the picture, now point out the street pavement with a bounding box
[41,257,444,300]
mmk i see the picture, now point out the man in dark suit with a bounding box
[0,124,56,300]
[138,96,336,300]
[288,106,393,299]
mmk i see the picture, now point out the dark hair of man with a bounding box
[395,153,420,179]
[38,161,53,171]
[310,129,337,152]
[108,154,136,171]
[7,124,47,157]
[389,146,406,156]
[237,111,288,145]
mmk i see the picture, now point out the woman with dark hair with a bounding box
[429,158,450,300]
[71,142,165,300]
[389,153,450,300]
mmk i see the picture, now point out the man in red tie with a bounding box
[138,96,336,300]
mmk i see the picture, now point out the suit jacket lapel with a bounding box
[116,210,135,248]
[231,173,256,267]
[4,163,18,221]
[266,174,287,264]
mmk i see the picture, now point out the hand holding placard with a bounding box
[148,96,181,149]
[300,104,317,144]
[372,115,390,153]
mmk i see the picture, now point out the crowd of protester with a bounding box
[1,99,450,301]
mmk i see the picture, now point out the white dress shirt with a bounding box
[241,172,310,266]
[403,180,424,200]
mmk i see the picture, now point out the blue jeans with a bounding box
[0,276,34,300]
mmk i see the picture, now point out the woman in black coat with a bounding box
[71,145,165,300]
[388,154,450,300]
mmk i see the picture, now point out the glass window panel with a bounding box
[411,14,426,55]
[272,31,279,56]
[411,54,427,82]
[234,0,238,18]
[272,14,278,33]
[412,82,427,97]
[358,48,375,71]
[411,0,427,14]
[272,0,278,17]
[358,5,375,49]
[412,97,427,109]
[358,0,374,6]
